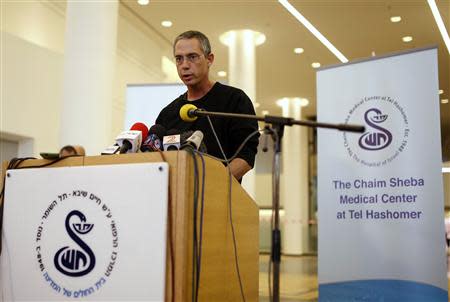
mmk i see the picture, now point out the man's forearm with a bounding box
[229,158,252,180]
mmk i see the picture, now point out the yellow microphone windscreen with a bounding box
[179,104,198,122]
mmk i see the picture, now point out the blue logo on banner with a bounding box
[358,108,393,150]
[54,210,96,277]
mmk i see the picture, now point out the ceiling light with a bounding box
[217,71,227,77]
[254,102,260,108]
[390,16,402,23]
[312,62,321,68]
[402,36,413,42]
[294,48,304,54]
[137,0,149,5]
[262,110,269,115]
[442,99,449,104]
[161,20,172,27]
[439,89,444,95]
[427,0,450,55]
[278,0,348,63]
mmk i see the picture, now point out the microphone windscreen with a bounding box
[179,104,198,122]
[130,122,149,140]
[148,124,167,139]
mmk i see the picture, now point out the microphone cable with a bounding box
[185,147,206,302]
[206,116,247,302]
[199,128,263,165]
[195,151,206,302]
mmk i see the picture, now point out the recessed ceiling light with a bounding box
[312,62,321,68]
[390,16,402,23]
[402,36,413,42]
[294,48,304,54]
[137,0,149,5]
[161,20,172,27]
[442,99,449,104]
[254,102,260,108]
[278,0,348,63]
[439,89,444,94]
[262,110,269,115]
[217,71,227,77]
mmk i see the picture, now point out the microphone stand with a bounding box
[187,108,364,302]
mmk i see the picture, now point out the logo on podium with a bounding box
[54,210,96,277]
[35,191,119,298]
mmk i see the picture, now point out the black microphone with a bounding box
[141,124,167,152]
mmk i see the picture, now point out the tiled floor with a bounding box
[259,255,318,302]
[258,254,450,302]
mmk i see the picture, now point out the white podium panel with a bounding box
[1,163,169,301]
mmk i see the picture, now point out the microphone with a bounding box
[141,124,167,152]
[163,133,181,151]
[101,144,120,155]
[181,130,204,151]
[180,104,201,122]
[116,122,148,154]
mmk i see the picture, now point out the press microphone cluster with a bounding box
[102,121,206,155]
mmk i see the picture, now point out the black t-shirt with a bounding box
[156,82,260,167]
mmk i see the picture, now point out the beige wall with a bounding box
[1,0,175,156]
[1,32,64,156]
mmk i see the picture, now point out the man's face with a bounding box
[174,38,213,87]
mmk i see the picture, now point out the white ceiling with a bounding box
[122,0,450,158]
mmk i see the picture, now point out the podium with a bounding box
[0,152,259,301]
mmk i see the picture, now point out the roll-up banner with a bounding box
[317,47,447,301]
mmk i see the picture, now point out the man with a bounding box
[156,30,259,181]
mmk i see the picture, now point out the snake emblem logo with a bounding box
[358,108,393,151]
[54,210,96,277]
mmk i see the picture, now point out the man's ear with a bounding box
[207,53,214,66]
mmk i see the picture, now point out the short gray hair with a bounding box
[173,30,211,55]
